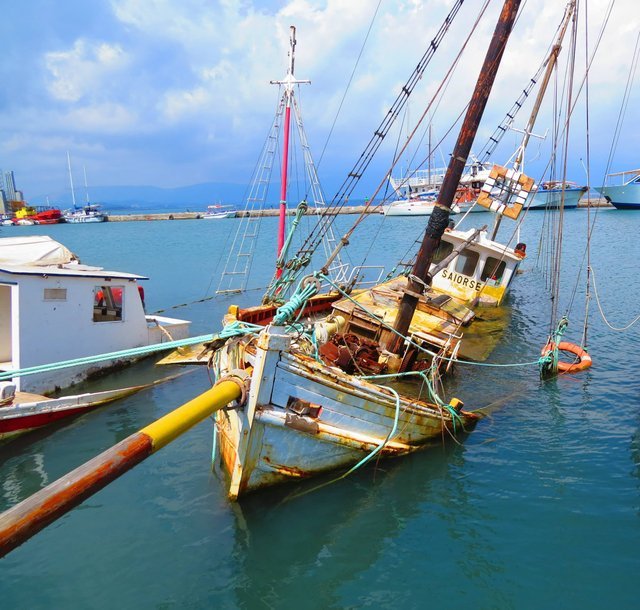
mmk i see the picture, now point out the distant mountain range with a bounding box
[29,180,371,211]
[31,182,258,209]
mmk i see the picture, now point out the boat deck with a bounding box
[13,391,49,404]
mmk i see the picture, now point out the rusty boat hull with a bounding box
[213,326,477,500]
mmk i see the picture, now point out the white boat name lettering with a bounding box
[440,269,483,291]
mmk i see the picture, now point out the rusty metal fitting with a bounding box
[217,368,252,406]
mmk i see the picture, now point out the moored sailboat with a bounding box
[63,153,108,223]
[63,203,108,223]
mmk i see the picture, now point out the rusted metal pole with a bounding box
[0,379,243,558]
[381,0,522,354]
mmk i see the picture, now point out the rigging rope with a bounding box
[589,266,640,331]
[283,1,471,277]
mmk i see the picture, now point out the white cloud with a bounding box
[65,103,137,132]
[4,0,640,196]
[45,39,128,102]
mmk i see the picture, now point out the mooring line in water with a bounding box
[589,266,640,331]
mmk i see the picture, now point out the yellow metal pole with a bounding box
[142,380,241,451]
[0,379,243,558]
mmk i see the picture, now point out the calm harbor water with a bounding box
[1,208,639,608]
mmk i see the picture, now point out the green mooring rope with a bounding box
[0,333,217,382]
[538,315,569,376]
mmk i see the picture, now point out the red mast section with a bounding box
[271,26,310,278]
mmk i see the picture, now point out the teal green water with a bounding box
[1,209,639,608]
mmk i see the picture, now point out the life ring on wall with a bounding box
[541,341,592,373]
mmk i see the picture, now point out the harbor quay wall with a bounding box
[107,205,379,222]
[106,197,610,222]
[577,197,612,208]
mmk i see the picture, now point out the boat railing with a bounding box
[344,265,386,289]
[606,168,640,184]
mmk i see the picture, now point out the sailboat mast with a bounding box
[272,26,310,278]
[513,0,576,172]
[67,151,77,208]
[83,165,91,204]
[381,0,522,354]
[490,0,575,241]
[428,122,432,186]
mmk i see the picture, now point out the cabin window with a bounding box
[432,240,454,264]
[93,285,124,322]
[455,249,479,277]
[44,288,67,301]
[481,257,507,286]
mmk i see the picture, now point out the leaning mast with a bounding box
[271,26,310,278]
[381,0,523,353]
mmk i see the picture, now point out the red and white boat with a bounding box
[0,383,148,442]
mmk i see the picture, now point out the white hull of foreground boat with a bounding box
[0,236,191,394]
[214,326,477,500]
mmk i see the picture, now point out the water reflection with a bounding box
[226,441,504,607]
[0,451,49,508]
[0,366,211,511]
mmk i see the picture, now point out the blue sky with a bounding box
[1,0,638,203]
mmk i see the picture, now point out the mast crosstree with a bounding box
[217,26,345,296]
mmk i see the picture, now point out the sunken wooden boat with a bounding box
[212,324,479,500]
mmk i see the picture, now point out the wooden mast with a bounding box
[380,0,522,354]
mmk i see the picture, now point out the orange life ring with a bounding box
[541,341,592,373]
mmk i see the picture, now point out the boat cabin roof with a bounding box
[0,264,146,280]
[0,235,146,280]
[444,228,521,263]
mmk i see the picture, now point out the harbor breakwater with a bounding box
[107,198,611,222]
[109,197,613,222]
[108,205,377,222]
